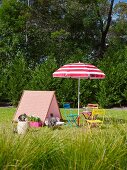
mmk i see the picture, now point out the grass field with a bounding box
[0,107,127,170]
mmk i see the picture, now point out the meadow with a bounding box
[0,107,127,170]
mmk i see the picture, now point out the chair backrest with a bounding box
[92,109,105,115]
[63,103,71,109]
[87,103,99,109]
[62,103,71,120]
[85,103,99,112]
[92,109,105,120]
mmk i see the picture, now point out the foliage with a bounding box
[110,2,127,45]
[28,58,58,90]
[0,0,127,107]
[114,2,127,20]
[4,53,31,106]
[28,116,41,122]
[96,46,127,107]
[0,0,30,63]
[0,62,8,102]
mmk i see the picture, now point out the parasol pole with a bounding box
[77,77,80,126]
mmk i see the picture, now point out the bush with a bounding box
[4,52,31,106]
[28,58,58,91]
[28,116,41,122]
[96,47,127,107]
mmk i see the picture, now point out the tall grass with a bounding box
[0,108,127,170]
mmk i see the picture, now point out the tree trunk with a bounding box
[97,0,114,58]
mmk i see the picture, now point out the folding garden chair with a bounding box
[86,108,106,128]
[84,103,99,112]
[82,104,99,121]
[63,103,78,126]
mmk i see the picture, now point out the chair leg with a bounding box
[65,119,72,126]
[87,122,91,129]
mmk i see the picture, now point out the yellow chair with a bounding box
[86,108,105,128]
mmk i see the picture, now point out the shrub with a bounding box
[28,116,41,122]
[96,47,127,107]
[5,52,31,106]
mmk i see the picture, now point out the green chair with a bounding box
[63,103,78,126]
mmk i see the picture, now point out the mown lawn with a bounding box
[0,107,127,170]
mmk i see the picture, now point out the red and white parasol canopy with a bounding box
[53,62,105,79]
[53,62,105,121]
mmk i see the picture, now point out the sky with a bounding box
[113,0,127,19]
[114,0,127,4]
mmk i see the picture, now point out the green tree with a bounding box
[96,46,127,107]
[5,53,31,105]
[111,2,127,44]
[0,0,30,64]
[28,58,58,91]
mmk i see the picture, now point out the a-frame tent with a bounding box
[14,90,62,125]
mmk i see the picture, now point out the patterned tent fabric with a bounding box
[53,63,105,79]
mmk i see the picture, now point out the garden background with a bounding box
[0,0,127,108]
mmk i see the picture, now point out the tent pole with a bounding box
[77,78,80,126]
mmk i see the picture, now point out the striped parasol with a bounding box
[53,62,105,123]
